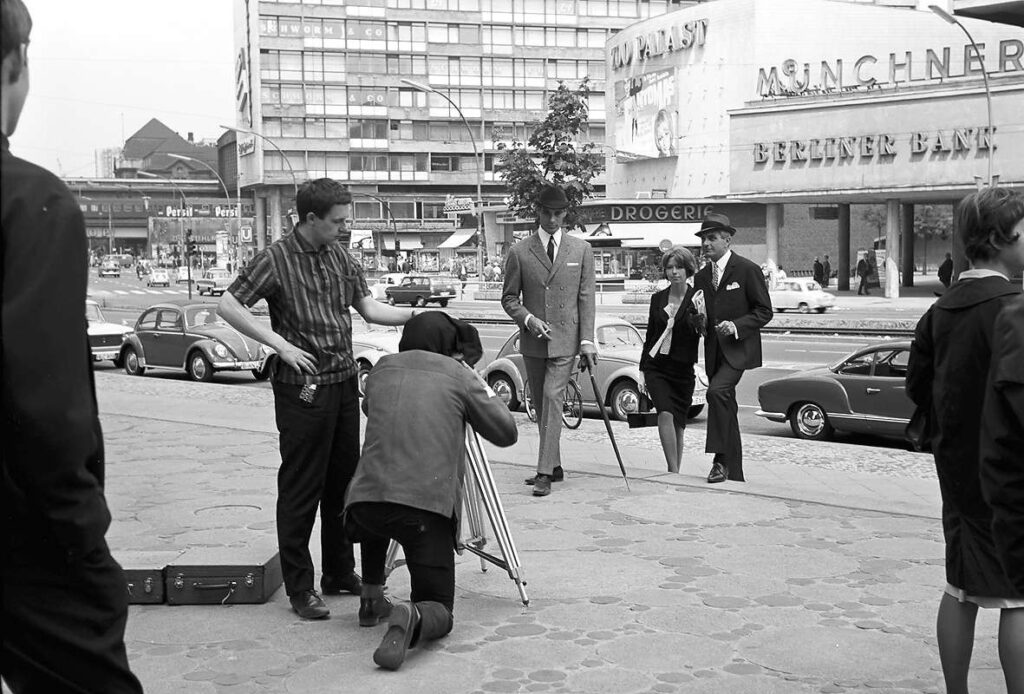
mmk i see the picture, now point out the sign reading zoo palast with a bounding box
[610,18,708,72]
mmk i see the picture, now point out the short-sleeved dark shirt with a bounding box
[227,230,369,385]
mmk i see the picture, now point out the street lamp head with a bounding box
[168,153,199,164]
[928,5,957,24]
[400,78,435,94]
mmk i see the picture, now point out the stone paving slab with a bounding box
[90,374,1010,693]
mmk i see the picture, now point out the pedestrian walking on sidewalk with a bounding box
[693,212,773,483]
[812,257,824,285]
[938,252,954,288]
[218,178,422,621]
[981,296,1024,597]
[2,1,142,689]
[639,246,705,473]
[344,312,517,671]
[906,186,1024,694]
[822,255,832,288]
[502,184,597,498]
[856,254,871,295]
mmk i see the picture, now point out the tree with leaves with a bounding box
[495,79,604,229]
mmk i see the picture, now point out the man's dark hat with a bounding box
[536,185,570,211]
[696,212,736,237]
[399,312,484,366]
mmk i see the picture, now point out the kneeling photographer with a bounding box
[344,312,518,671]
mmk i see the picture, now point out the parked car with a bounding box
[196,268,236,297]
[480,316,708,422]
[769,278,835,313]
[147,267,171,287]
[369,273,409,301]
[756,340,914,441]
[98,259,121,278]
[86,299,131,365]
[175,266,194,284]
[119,300,273,382]
[384,275,458,307]
[351,318,402,395]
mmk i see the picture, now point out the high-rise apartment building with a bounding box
[233,0,694,271]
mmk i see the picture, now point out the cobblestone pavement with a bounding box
[88,373,1011,693]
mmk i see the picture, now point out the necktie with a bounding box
[547,236,555,263]
[712,261,720,290]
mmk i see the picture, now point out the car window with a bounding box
[806,280,822,291]
[400,278,414,286]
[837,354,874,376]
[137,310,158,330]
[187,308,221,327]
[873,349,910,378]
[156,310,183,331]
[85,304,103,322]
[598,324,644,348]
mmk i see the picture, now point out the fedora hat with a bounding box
[536,185,570,211]
[696,212,736,237]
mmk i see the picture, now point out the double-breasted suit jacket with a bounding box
[693,252,773,375]
[501,233,596,357]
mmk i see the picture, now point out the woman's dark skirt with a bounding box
[643,357,696,428]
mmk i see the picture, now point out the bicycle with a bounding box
[522,372,584,430]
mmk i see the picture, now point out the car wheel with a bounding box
[357,360,372,396]
[816,307,828,313]
[123,347,145,376]
[609,380,641,422]
[415,296,426,307]
[187,351,214,382]
[438,299,449,307]
[488,372,520,411]
[789,402,834,441]
[387,295,396,306]
[797,302,810,313]
[687,404,705,419]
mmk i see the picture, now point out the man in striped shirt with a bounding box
[219,178,420,620]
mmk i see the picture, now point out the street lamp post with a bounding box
[139,171,193,297]
[169,153,238,269]
[400,78,485,273]
[929,5,995,186]
[220,124,299,196]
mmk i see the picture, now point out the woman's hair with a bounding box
[660,245,697,277]
[957,187,1024,262]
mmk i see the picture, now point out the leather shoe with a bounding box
[707,462,728,484]
[525,466,563,485]
[532,474,552,496]
[290,590,330,620]
[321,573,362,596]
[373,601,420,670]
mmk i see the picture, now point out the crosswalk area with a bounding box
[90,288,193,296]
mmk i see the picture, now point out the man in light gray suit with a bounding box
[502,184,598,497]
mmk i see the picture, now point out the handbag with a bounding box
[627,387,658,428]
[905,404,932,453]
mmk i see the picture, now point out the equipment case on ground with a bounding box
[164,547,283,606]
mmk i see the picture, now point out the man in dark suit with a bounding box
[502,184,597,497]
[2,1,142,690]
[693,213,773,483]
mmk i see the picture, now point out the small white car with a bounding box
[770,278,835,313]
[175,266,194,284]
[147,268,171,287]
[86,300,131,365]
[369,273,409,301]
[196,268,236,296]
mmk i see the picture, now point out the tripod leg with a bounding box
[384,539,403,579]
[461,464,489,573]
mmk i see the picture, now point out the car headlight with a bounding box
[212,343,230,358]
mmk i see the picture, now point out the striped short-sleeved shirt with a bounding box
[228,230,369,385]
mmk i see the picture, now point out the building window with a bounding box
[350,119,388,139]
[390,202,416,219]
[430,155,460,172]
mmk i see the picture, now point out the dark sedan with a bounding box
[384,275,458,307]
[119,300,272,382]
[756,340,914,441]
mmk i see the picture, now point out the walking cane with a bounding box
[582,358,631,491]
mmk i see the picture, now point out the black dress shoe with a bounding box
[525,466,564,485]
[321,573,362,596]
[707,462,728,484]
[532,474,552,497]
[290,590,330,619]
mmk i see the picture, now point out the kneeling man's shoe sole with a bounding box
[373,601,420,670]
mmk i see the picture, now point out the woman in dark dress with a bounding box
[639,246,705,473]
[906,186,1024,694]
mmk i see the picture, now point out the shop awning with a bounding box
[379,236,423,250]
[437,229,477,249]
[588,222,703,249]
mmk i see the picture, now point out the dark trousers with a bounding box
[348,502,455,643]
[858,275,870,295]
[1,544,143,694]
[523,355,574,475]
[272,378,360,595]
[704,358,746,481]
